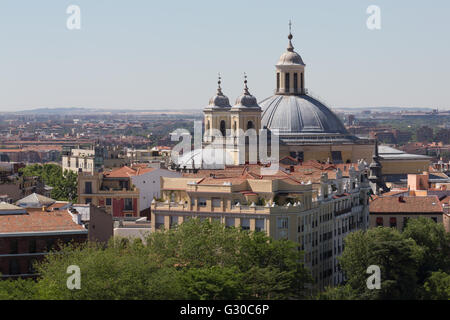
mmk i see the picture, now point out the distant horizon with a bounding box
[0,105,445,115]
[1,1,449,111]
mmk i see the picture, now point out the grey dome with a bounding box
[278,51,305,66]
[208,93,231,109]
[277,34,305,66]
[260,95,349,137]
[232,80,261,110]
[233,93,260,109]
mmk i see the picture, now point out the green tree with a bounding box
[0,277,38,300]
[338,227,424,299]
[4,219,311,300]
[423,271,450,300]
[19,164,77,202]
[402,217,450,284]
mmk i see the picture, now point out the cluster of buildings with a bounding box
[1,28,449,293]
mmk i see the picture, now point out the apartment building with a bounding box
[370,195,448,231]
[78,165,181,217]
[151,160,371,289]
[370,172,450,232]
[0,201,87,278]
[77,169,140,217]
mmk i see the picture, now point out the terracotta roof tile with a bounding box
[370,196,443,214]
[0,208,86,234]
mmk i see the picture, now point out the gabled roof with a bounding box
[16,193,56,208]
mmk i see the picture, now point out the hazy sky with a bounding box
[1,0,449,111]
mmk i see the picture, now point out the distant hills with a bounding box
[2,107,203,115]
[1,106,443,116]
[334,106,436,113]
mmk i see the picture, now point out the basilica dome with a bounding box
[261,95,348,135]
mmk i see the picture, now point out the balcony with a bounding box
[334,208,352,217]
[152,201,316,215]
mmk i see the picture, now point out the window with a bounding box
[106,198,112,206]
[198,198,207,207]
[46,239,55,252]
[170,216,178,228]
[85,181,92,194]
[331,151,343,164]
[255,219,265,232]
[124,198,133,211]
[155,215,165,229]
[85,198,92,204]
[277,217,288,229]
[29,239,36,253]
[276,72,280,91]
[247,121,254,130]
[10,239,18,254]
[285,73,290,92]
[225,217,235,228]
[212,198,221,208]
[301,73,304,90]
[220,120,226,137]
[431,217,437,223]
[294,73,298,92]
[390,217,397,228]
[9,259,19,275]
[241,218,250,230]
[376,217,384,227]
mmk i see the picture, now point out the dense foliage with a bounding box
[320,217,450,300]
[19,164,77,202]
[0,219,311,300]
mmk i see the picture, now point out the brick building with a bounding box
[369,195,448,231]
[0,202,87,278]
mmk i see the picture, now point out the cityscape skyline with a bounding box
[1,0,450,111]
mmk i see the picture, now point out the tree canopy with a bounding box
[0,219,311,300]
[320,218,450,300]
[19,164,77,202]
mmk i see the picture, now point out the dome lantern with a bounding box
[275,22,306,95]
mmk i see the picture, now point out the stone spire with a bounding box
[368,138,386,195]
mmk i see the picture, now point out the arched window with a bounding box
[276,73,280,92]
[294,73,298,93]
[247,121,254,130]
[206,120,210,131]
[285,73,290,92]
[220,120,226,137]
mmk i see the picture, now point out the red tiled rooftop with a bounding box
[103,165,156,178]
[0,208,86,234]
[370,196,443,214]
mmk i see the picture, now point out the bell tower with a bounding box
[203,74,231,143]
[230,74,262,135]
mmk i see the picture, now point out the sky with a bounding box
[0,0,449,111]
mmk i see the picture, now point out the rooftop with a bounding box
[0,207,86,234]
[103,165,156,178]
[370,195,443,214]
